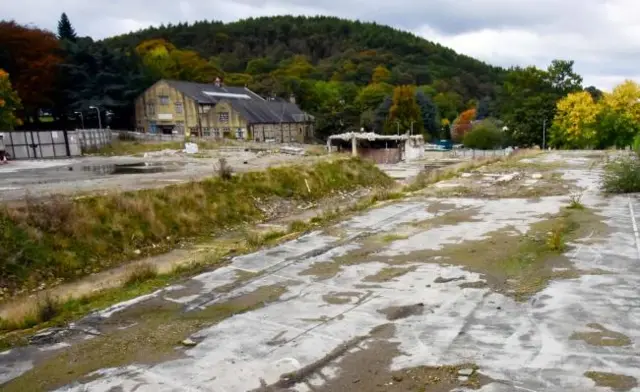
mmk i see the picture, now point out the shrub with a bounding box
[124,264,158,286]
[602,155,640,193]
[217,157,233,180]
[463,119,504,150]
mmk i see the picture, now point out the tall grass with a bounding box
[0,158,392,294]
[602,153,640,193]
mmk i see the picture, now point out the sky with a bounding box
[4,0,640,91]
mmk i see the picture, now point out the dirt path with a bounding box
[3,151,640,392]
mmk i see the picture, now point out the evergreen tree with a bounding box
[475,96,491,120]
[373,95,392,133]
[416,91,439,139]
[57,13,77,41]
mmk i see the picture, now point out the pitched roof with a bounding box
[163,80,265,104]
[226,99,314,124]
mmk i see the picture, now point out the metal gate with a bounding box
[0,130,73,159]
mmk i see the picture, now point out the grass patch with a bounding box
[602,154,640,193]
[0,157,392,297]
[87,138,234,156]
[585,371,638,391]
[568,192,585,210]
[404,149,540,192]
[123,264,158,287]
[1,284,289,392]
[380,233,409,242]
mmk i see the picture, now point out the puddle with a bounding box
[81,162,186,175]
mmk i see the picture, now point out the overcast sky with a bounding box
[5,0,640,90]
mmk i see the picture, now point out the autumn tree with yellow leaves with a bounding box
[550,91,599,148]
[551,80,640,148]
[388,85,423,134]
[0,69,22,130]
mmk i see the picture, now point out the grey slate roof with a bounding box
[163,79,313,124]
[164,80,265,104]
[226,99,314,124]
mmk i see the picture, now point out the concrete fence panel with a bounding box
[0,128,113,159]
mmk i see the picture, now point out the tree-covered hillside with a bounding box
[105,16,504,105]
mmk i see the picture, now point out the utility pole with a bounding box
[396,121,400,135]
[410,121,415,136]
[542,118,546,150]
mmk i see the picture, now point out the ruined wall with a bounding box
[358,147,402,164]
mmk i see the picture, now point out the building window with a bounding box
[159,95,170,105]
[149,121,157,134]
[236,128,244,139]
[218,112,229,123]
[175,102,183,113]
[146,103,155,116]
[203,127,211,137]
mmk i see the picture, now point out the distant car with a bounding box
[435,140,453,150]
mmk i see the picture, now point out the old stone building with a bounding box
[134,79,314,142]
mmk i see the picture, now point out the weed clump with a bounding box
[124,264,158,287]
[217,157,233,180]
[568,192,585,210]
[602,154,640,193]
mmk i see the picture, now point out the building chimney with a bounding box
[289,94,296,104]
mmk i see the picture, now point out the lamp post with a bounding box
[542,118,546,150]
[89,106,101,129]
[410,121,415,136]
[74,111,84,129]
[396,121,400,135]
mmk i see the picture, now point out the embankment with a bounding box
[0,158,393,297]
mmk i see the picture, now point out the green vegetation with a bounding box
[1,284,289,392]
[584,371,638,391]
[0,158,392,295]
[602,153,640,193]
[463,119,504,149]
[7,13,635,149]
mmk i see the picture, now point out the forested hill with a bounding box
[104,15,504,101]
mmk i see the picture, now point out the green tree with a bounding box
[389,85,422,135]
[0,69,22,129]
[433,91,463,122]
[58,38,150,129]
[415,91,439,139]
[355,82,392,112]
[495,60,583,147]
[373,95,392,133]
[57,12,77,41]
[475,96,491,120]
[547,59,583,95]
[463,119,504,149]
[245,58,275,74]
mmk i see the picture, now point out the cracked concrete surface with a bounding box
[2,151,640,392]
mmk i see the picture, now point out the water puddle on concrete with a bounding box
[81,162,186,175]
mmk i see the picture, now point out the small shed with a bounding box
[327,132,425,164]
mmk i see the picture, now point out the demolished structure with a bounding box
[327,132,425,164]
